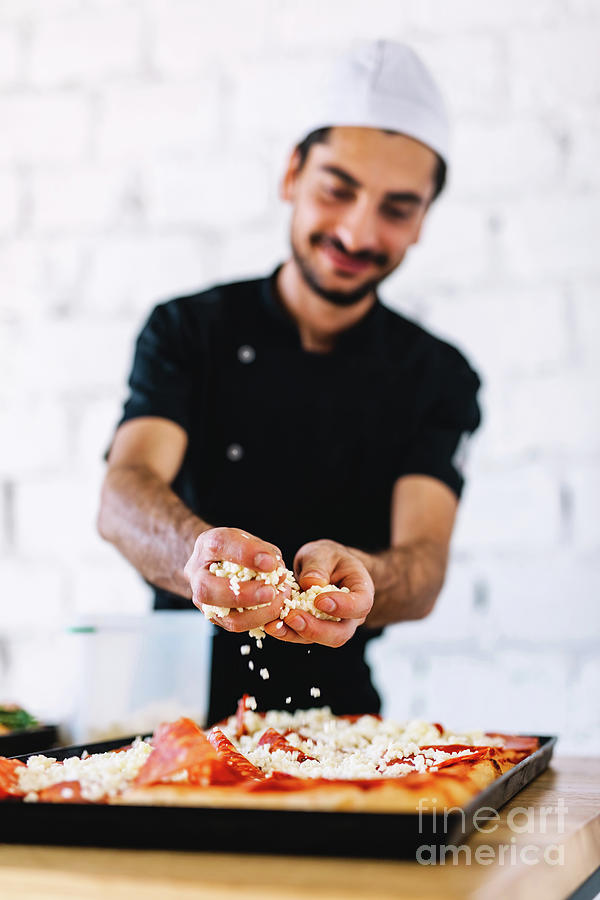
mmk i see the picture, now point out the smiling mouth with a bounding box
[318,241,374,275]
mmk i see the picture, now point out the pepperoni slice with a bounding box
[207,729,264,783]
[386,754,417,767]
[433,748,489,769]
[485,733,539,752]
[421,743,487,753]
[386,745,489,768]
[249,772,309,792]
[133,718,219,787]
[339,713,383,723]
[235,694,256,739]
[37,781,90,804]
[257,728,317,763]
[0,757,25,799]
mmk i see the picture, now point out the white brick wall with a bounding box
[509,25,600,112]
[151,0,272,71]
[568,110,600,189]
[0,171,20,234]
[452,465,562,553]
[84,235,209,314]
[0,24,20,86]
[572,279,600,366]
[29,7,143,87]
[31,167,136,233]
[0,95,92,165]
[501,194,600,279]
[1,0,598,756]
[452,119,564,197]
[97,84,220,160]
[144,157,271,229]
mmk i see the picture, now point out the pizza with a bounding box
[0,696,539,813]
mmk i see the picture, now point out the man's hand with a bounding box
[263,539,374,647]
[184,527,290,633]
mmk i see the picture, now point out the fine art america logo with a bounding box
[415,799,567,866]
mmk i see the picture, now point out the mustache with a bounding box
[309,233,389,268]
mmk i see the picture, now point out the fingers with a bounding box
[188,532,374,646]
[312,589,373,621]
[195,574,282,610]
[293,540,375,620]
[185,526,286,614]
[208,594,286,633]
[331,567,374,600]
[213,527,282,571]
[263,618,312,644]
[193,527,284,574]
[275,612,361,648]
[294,540,338,590]
[194,574,290,615]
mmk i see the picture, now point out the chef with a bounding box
[98,40,481,725]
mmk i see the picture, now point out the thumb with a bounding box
[295,550,331,590]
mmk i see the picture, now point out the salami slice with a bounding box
[133,718,219,787]
[431,748,489,770]
[339,713,383,723]
[0,757,25,799]
[235,694,259,739]
[386,745,489,768]
[207,729,265,783]
[257,728,317,763]
[486,733,539,752]
[37,781,89,804]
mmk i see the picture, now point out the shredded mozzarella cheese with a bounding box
[16,708,507,797]
[221,706,503,781]
[18,738,153,802]
[202,561,349,641]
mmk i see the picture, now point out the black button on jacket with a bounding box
[119,270,481,725]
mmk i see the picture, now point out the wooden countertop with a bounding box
[1,756,599,900]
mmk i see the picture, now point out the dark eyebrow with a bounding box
[320,165,425,206]
[321,164,361,188]
[385,192,424,206]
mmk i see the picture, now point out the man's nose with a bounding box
[333,200,379,253]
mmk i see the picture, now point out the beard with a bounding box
[291,232,394,307]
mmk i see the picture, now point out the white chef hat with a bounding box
[296,40,450,166]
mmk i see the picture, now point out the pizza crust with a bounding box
[112,756,514,813]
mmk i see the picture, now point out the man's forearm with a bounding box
[351,540,448,628]
[97,464,210,598]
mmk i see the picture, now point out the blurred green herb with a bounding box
[0,706,39,731]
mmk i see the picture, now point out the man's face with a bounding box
[281,127,438,306]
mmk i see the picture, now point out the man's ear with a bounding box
[280,148,302,203]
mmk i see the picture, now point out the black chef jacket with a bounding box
[119,268,481,725]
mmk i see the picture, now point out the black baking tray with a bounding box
[0,725,58,759]
[1,734,557,859]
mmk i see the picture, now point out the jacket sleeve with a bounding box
[119,300,192,433]
[396,346,482,498]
